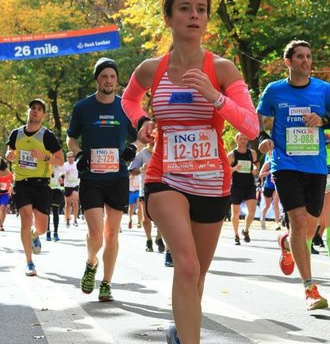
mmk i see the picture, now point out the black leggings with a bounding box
[48,205,60,232]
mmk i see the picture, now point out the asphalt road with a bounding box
[0,214,329,344]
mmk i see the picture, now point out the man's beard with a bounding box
[99,86,114,95]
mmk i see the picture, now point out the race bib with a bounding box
[236,160,251,173]
[163,129,220,178]
[286,127,319,156]
[0,182,8,191]
[326,175,330,193]
[67,176,78,184]
[18,150,37,169]
[90,148,119,173]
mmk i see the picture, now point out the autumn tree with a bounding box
[0,0,123,152]
[215,0,330,96]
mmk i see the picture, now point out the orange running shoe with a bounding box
[305,284,328,311]
[278,233,294,275]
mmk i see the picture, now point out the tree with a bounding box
[215,0,330,96]
[0,0,120,151]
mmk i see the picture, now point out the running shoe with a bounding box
[166,325,181,344]
[146,239,153,252]
[0,226,4,231]
[234,235,240,245]
[274,223,282,231]
[313,226,321,245]
[66,220,70,228]
[73,220,78,227]
[31,231,41,254]
[314,234,325,247]
[137,222,142,228]
[260,219,266,230]
[53,232,60,242]
[165,250,174,267]
[98,281,114,302]
[311,244,319,255]
[242,229,250,243]
[128,221,133,229]
[319,236,325,247]
[26,262,37,276]
[278,233,294,275]
[305,284,328,311]
[46,231,51,241]
[155,237,165,253]
[80,260,98,294]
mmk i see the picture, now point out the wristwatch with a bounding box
[321,116,329,127]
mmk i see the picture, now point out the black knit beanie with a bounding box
[94,57,119,79]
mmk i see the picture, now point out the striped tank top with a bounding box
[145,51,231,197]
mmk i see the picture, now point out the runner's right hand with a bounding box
[75,151,90,174]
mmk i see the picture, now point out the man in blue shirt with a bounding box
[66,58,137,302]
[257,40,330,311]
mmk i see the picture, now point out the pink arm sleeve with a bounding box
[121,73,149,128]
[216,80,259,139]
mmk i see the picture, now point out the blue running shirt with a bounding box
[257,77,330,174]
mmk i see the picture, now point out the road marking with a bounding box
[150,277,323,344]
[14,268,115,344]
[202,295,321,344]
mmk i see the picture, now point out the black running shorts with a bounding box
[79,177,129,211]
[230,183,256,205]
[273,170,326,217]
[13,182,52,215]
[145,182,231,223]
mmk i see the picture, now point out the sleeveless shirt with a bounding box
[231,149,255,188]
[145,51,231,197]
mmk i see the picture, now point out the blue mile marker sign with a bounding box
[0,25,120,60]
